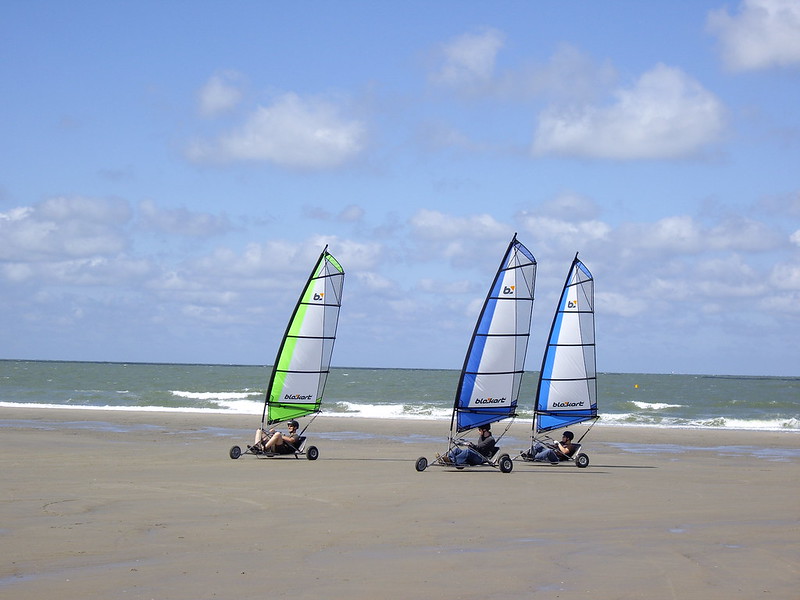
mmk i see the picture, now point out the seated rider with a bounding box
[444,424,495,466]
[254,420,301,454]
[528,430,577,464]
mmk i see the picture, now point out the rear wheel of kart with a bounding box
[499,454,513,473]
[229,445,241,460]
[306,445,319,461]
[415,457,428,472]
[575,453,590,468]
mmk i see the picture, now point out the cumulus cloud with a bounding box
[186,93,367,169]
[197,71,244,117]
[410,208,507,241]
[303,204,365,223]
[498,43,618,103]
[138,200,234,237]
[707,0,800,71]
[0,197,130,262]
[533,193,602,221]
[430,28,505,89]
[532,64,726,159]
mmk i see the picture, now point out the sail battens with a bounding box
[452,235,537,433]
[534,254,597,435]
[261,247,345,427]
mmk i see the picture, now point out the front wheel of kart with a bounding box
[306,445,319,461]
[575,453,590,468]
[229,445,242,460]
[499,454,513,473]
[415,457,428,472]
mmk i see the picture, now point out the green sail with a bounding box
[262,248,345,426]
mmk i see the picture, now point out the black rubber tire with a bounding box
[229,445,241,459]
[415,456,428,472]
[499,454,513,473]
[306,445,319,461]
[575,453,590,468]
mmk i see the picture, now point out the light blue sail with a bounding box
[453,235,537,433]
[535,254,597,433]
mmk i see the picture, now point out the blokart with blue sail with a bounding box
[518,253,597,468]
[229,246,344,461]
[415,235,537,474]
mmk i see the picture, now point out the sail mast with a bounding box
[260,245,345,428]
[533,253,597,435]
[451,234,537,434]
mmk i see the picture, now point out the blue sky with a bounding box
[1,0,799,376]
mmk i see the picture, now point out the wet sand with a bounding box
[1,407,798,599]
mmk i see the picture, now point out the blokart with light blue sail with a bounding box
[415,235,537,474]
[517,253,597,468]
[229,246,344,461]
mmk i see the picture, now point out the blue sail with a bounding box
[535,254,597,434]
[453,235,537,433]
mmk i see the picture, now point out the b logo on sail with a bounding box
[503,285,515,295]
[313,292,325,301]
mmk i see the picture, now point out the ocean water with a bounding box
[1,360,798,432]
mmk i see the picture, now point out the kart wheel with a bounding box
[499,454,513,473]
[415,456,428,472]
[306,445,319,461]
[575,453,589,468]
[229,445,241,460]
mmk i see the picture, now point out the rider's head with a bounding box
[288,420,299,429]
[562,430,574,441]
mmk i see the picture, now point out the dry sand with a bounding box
[1,407,798,599]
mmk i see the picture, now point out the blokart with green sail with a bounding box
[415,234,537,474]
[518,253,597,468]
[229,246,344,461]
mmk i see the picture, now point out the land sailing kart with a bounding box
[414,235,537,476]
[515,253,599,470]
[229,431,319,460]
[226,245,344,465]
[415,438,513,473]
[516,433,591,468]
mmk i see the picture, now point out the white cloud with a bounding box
[197,71,244,117]
[303,204,365,223]
[0,197,130,261]
[138,200,234,237]
[431,28,505,88]
[707,0,800,71]
[502,43,618,103]
[186,93,367,169]
[410,209,507,241]
[597,291,648,317]
[769,261,800,290]
[519,215,611,247]
[355,271,395,295]
[534,193,602,221]
[532,64,726,159]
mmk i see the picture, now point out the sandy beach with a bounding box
[1,407,798,599]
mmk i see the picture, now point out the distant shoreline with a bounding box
[2,357,798,378]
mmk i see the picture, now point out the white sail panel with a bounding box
[454,235,537,432]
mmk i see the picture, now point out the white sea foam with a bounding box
[1,402,797,431]
[631,401,682,410]
[327,401,451,420]
[599,411,799,432]
[171,390,260,401]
